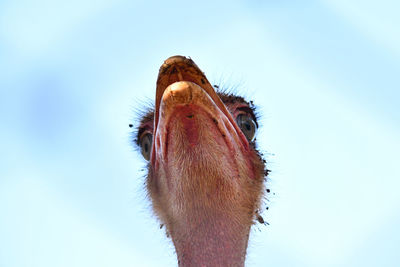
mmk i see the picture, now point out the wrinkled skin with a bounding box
[135,56,266,267]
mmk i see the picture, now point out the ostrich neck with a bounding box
[164,187,251,267]
[170,206,250,267]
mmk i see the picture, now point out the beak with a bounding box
[151,56,249,163]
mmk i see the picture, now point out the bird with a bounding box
[132,56,268,267]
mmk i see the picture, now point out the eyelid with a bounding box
[136,120,154,143]
[139,129,153,141]
[234,107,258,128]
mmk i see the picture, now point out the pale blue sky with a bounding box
[1,1,399,266]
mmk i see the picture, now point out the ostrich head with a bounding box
[133,56,267,267]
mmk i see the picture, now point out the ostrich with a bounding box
[133,56,268,267]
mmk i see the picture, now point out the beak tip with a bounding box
[159,55,197,75]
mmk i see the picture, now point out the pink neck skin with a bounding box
[172,212,249,267]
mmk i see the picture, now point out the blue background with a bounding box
[1,0,399,266]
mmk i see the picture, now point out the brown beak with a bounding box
[151,55,249,163]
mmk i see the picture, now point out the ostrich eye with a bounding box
[139,133,152,161]
[236,114,257,141]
